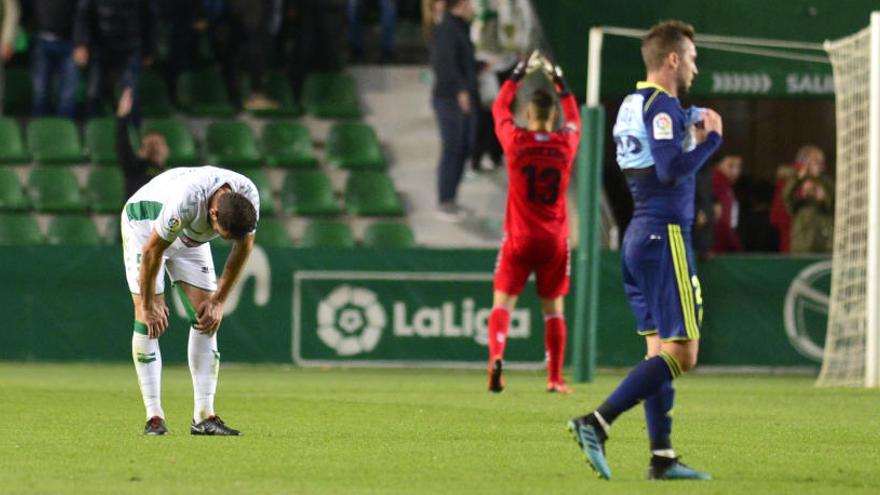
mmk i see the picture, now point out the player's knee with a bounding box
[678,352,698,373]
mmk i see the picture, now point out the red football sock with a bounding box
[545,314,566,383]
[488,306,511,361]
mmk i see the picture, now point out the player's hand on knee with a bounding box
[196,298,224,336]
[142,303,169,339]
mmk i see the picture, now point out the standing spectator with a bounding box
[692,165,716,260]
[226,0,278,111]
[0,0,20,115]
[30,0,78,118]
[348,0,397,63]
[158,0,208,107]
[770,145,822,253]
[422,0,446,41]
[74,0,158,125]
[288,0,347,102]
[711,154,744,253]
[784,146,834,254]
[115,88,168,197]
[430,0,478,221]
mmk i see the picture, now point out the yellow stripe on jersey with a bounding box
[667,224,700,340]
[644,89,662,114]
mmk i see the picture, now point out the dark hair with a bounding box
[641,20,695,71]
[215,192,257,240]
[446,0,467,11]
[529,88,556,122]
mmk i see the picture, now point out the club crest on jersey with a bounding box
[653,112,673,140]
[166,216,181,233]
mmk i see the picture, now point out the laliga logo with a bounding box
[317,285,386,356]
[784,260,831,362]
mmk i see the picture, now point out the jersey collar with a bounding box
[636,81,673,96]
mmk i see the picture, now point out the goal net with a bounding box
[818,13,880,387]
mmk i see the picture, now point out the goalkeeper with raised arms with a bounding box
[568,20,722,480]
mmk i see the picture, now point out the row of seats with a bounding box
[0,214,415,249]
[0,167,404,217]
[3,69,362,120]
[0,117,385,171]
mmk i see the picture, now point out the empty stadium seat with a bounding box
[254,218,290,247]
[262,121,318,169]
[247,72,303,118]
[204,121,262,168]
[28,167,86,212]
[282,171,341,216]
[0,168,27,210]
[240,169,275,215]
[363,222,416,248]
[177,69,236,117]
[302,72,361,119]
[0,214,43,245]
[301,221,355,248]
[84,117,118,166]
[86,168,125,213]
[139,71,175,118]
[0,118,31,164]
[142,118,197,166]
[27,118,85,165]
[326,122,385,170]
[46,216,101,245]
[104,216,121,244]
[344,172,404,217]
[2,67,32,116]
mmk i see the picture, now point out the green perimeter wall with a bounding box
[532,0,879,99]
[0,246,828,368]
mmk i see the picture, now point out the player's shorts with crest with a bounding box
[120,209,218,295]
[494,235,570,299]
[621,221,703,341]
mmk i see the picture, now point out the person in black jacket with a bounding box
[73,0,158,124]
[30,0,79,118]
[430,0,477,221]
[116,88,168,198]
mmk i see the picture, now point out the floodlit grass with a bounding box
[1,363,878,494]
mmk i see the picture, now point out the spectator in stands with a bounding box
[348,0,397,63]
[422,0,446,40]
[784,146,834,254]
[770,145,824,253]
[693,165,716,260]
[0,0,20,116]
[430,0,478,221]
[30,0,78,118]
[158,0,208,107]
[116,87,167,197]
[228,0,279,111]
[288,0,347,103]
[712,154,744,253]
[74,0,158,125]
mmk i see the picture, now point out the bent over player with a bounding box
[486,53,580,393]
[568,21,722,480]
[122,166,259,436]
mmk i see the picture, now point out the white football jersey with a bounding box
[124,166,260,245]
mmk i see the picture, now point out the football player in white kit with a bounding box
[121,166,259,436]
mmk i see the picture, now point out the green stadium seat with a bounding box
[142,118,197,166]
[2,67,32,116]
[254,218,290,247]
[140,71,175,118]
[84,117,118,166]
[27,167,86,212]
[177,69,236,117]
[326,122,385,170]
[204,121,262,168]
[104,215,121,244]
[344,172,404,217]
[282,171,341,216]
[0,214,43,245]
[86,168,125,213]
[46,216,101,246]
[302,72,361,119]
[247,72,303,118]
[262,121,318,169]
[0,118,31,164]
[26,117,85,165]
[0,168,27,210]
[240,169,275,215]
[363,222,416,248]
[301,221,355,248]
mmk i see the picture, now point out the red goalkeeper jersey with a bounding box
[492,80,581,240]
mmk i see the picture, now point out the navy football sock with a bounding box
[644,380,675,451]
[595,351,681,426]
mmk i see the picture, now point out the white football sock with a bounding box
[188,327,219,422]
[132,332,164,420]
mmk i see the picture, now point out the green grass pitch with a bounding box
[1,363,878,494]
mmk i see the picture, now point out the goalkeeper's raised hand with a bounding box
[539,55,570,94]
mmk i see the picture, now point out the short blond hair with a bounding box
[641,20,695,71]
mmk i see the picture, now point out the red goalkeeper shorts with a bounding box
[493,235,570,299]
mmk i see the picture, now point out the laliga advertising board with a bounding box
[293,271,546,367]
